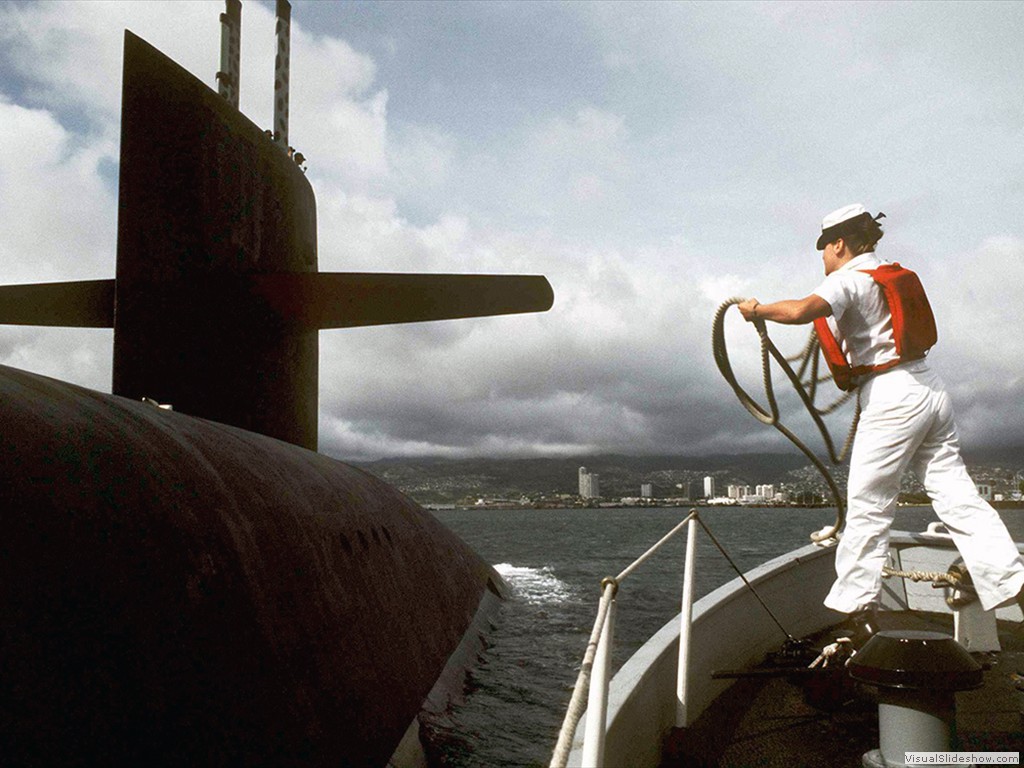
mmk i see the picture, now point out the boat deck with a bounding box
[663,611,1023,767]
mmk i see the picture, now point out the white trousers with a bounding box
[824,361,1024,614]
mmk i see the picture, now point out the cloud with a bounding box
[1,1,1023,463]
[313,210,783,460]
[0,95,117,390]
[0,1,219,124]
[0,99,116,281]
[927,236,1024,444]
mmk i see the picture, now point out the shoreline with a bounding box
[427,500,1024,512]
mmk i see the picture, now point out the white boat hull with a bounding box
[569,531,1024,768]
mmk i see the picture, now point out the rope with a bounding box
[881,565,963,586]
[881,563,976,607]
[712,297,861,542]
[809,638,853,668]
[549,580,617,768]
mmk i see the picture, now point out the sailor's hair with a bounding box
[841,212,885,255]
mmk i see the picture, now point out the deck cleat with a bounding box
[771,637,817,665]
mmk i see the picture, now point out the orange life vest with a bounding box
[813,263,937,391]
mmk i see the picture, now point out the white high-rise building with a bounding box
[703,476,715,499]
[579,467,600,499]
[641,483,654,498]
[727,485,740,499]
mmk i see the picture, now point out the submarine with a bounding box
[0,2,553,765]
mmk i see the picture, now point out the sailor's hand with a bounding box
[737,298,760,322]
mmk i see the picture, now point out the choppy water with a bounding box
[423,505,1024,767]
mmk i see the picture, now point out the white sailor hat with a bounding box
[816,203,877,250]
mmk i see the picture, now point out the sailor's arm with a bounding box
[737,295,831,325]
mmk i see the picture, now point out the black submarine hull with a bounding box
[0,363,501,765]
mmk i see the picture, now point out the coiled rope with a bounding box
[712,297,861,542]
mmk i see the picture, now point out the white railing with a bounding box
[550,509,700,768]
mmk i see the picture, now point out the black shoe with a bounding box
[848,607,879,651]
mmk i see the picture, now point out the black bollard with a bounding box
[847,630,983,768]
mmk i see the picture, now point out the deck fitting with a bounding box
[849,630,982,767]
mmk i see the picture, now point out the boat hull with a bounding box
[569,532,1024,767]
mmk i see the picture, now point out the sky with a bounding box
[1,0,1023,462]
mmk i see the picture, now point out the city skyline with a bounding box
[357,450,1024,508]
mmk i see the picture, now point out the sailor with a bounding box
[736,204,1024,635]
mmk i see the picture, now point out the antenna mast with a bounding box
[274,0,291,149]
[216,0,241,107]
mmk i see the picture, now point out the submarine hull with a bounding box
[0,364,500,765]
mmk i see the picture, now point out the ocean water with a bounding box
[423,505,1024,767]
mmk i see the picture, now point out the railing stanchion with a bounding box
[581,586,616,767]
[676,513,698,727]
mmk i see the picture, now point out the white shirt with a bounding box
[812,253,898,369]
